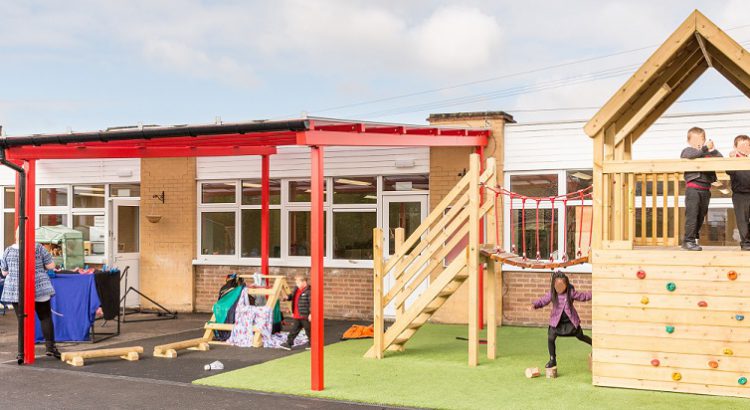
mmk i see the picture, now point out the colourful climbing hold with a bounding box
[736,314,745,321]
[641,296,649,305]
[651,359,660,367]
[665,325,675,334]
[666,282,676,292]
[740,377,748,385]
[708,360,719,369]
[724,348,734,356]
[728,270,738,281]
[637,269,646,279]
[698,300,708,308]
[672,372,682,381]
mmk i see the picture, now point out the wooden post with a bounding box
[468,153,480,367]
[627,173,635,243]
[372,228,384,359]
[592,132,604,249]
[662,173,668,246]
[673,173,680,244]
[640,173,646,244]
[485,158,498,360]
[651,174,657,245]
[394,227,405,319]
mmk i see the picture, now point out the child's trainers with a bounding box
[279,342,292,351]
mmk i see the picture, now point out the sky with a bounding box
[2,0,750,135]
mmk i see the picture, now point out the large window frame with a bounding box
[0,182,140,264]
[504,170,593,273]
[195,175,423,269]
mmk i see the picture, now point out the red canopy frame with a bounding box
[0,117,490,390]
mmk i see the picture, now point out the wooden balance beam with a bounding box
[60,346,143,367]
[153,338,210,359]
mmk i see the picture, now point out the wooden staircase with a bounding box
[365,154,498,361]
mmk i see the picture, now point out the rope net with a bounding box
[483,184,593,269]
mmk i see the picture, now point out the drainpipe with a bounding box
[0,147,27,364]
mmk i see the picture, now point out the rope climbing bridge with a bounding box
[366,153,592,363]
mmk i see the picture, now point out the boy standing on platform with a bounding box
[728,135,750,250]
[681,127,722,251]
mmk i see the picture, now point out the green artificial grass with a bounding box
[194,325,748,409]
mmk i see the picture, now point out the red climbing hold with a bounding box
[651,359,660,367]
[637,269,646,279]
[698,301,708,308]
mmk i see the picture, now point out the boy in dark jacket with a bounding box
[681,127,722,251]
[728,135,750,250]
[280,274,311,350]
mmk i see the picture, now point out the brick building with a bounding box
[3,109,749,328]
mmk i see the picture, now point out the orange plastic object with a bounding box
[708,360,719,369]
[698,300,708,308]
[728,270,738,280]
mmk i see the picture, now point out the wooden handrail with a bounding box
[603,157,750,174]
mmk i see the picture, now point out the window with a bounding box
[288,211,326,257]
[201,182,236,204]
[566,170,593,193]
[39,187,67,207]
[509,208,557,260]
[73,214,106,256]
[40,214,67,226]
[333,177,376,204]
[4,187,14,208]
[110,184,141,198]
[242,179,280,205]
[510,174,558,197]
[73,185,105,208]
[383,174,429,191]
[289,180,312,202]
[333,211,375,259]
[241,209,281,257]
[201,211,235,255]
[4,213,14,248]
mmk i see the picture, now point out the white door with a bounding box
[382,195,428,318]
[111,199,140,307]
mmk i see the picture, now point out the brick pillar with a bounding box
[139,158,197,312]
[426,111,514,324]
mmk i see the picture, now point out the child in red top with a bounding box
[280,275,311,350]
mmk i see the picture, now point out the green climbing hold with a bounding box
[666,282,676,292]
[665,325,675,334]
[739,376,747,385]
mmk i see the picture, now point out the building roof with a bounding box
[584,10,750,145]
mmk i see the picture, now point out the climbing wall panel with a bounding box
[592,249,750,398]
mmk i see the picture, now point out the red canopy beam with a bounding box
[310,146,325,391]
[23,160,36,364]
[6,145,277,160]
[297,130,488,147]
[261,154,270,277]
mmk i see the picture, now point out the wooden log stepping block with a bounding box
[60,346,143,367]
[545,366,558,379]
[525,367,541,378]
[153,338,210,359]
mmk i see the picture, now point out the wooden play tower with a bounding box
[586,10,750,398]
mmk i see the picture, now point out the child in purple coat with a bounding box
[532,271,592,369]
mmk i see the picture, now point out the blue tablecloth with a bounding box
[35,274,100,342]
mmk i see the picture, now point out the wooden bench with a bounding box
[60,346,143,367]
[153,338,210,359]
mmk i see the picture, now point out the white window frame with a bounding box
[503,170,592,273]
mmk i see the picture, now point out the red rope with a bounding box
[535,199,541,260]
[562,199,568,262]
[521,198,527,259]
[509,194,515,253]
[494,192,501,246]
[577,191,585,257]
[549,198,555,261]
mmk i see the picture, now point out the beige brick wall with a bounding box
[139,157,196,312]
[426,112,509,324]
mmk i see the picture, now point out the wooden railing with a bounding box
[600,157,750,248]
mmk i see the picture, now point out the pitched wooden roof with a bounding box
[584,10,750,144]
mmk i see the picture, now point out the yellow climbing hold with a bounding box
[640,296,649,305]
[724,348,734,356]
[672,372,682,381]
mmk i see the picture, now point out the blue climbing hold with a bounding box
[666,282,676,292]
[737,314,745,321]
[665,325,675,334]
